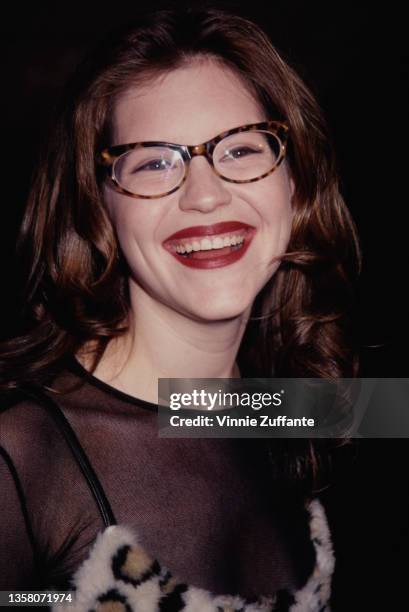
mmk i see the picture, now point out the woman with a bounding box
[0,6,360,610]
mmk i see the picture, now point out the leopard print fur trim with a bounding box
[52,499,334,612]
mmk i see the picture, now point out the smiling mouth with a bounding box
[163,228,256,269]
[178,242,244,259]
[164,228,252,259]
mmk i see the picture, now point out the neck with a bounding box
[87,284,248,404]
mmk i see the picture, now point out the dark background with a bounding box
[0,1,407,609]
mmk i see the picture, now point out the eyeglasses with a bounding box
[98,120,289,199]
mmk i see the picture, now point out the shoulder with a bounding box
[0,363,91,435]
[1,388,49,432]
[0,387,70,468]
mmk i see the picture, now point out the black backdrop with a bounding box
[0,1,408,609]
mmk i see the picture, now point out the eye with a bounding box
[134,158,172,172]
[220,145,262,162]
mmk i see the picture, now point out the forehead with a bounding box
[110,59,266,145]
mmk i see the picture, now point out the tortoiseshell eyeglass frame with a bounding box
[97,120,290,199]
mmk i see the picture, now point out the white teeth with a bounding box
[172,233,246,254]
[212,236,225,249]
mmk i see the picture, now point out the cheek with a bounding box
[104,190,158,255]
[256,178,293,232]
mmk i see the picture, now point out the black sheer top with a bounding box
[0,360,315,598]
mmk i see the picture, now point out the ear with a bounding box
[283,160,295,201]
[289,175,295,200]
[289,175,296,214]
[103,183,116,221]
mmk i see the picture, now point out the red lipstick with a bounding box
[162,221,256,270]
[164,221,254,241]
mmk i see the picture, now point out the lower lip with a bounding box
[165,230,256,269]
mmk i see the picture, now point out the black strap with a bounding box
[22,385,117,528]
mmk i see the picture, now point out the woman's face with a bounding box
[104,59,294,322]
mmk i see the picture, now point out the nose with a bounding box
[177,156,232,213]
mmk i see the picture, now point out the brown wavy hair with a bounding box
[1,7,360,487]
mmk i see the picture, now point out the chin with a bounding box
[184,296,252,323]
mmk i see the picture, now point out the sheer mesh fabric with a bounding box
[0,362,315,598]
[0,397,101,589]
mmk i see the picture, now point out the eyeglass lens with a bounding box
[113,130,282,197]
